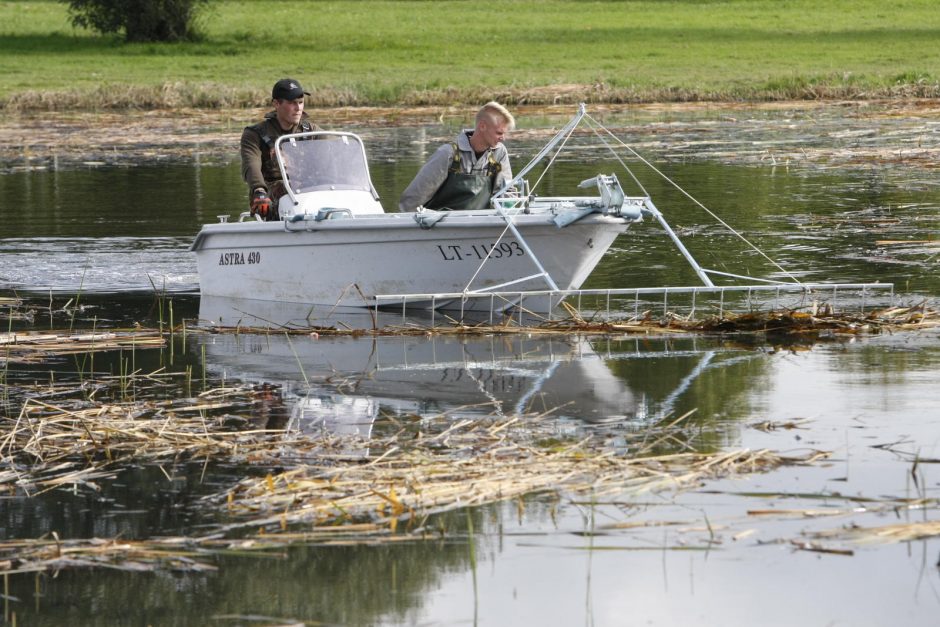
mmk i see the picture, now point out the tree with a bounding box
[63,0,212,43]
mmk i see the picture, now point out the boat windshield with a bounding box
[276,133,374,195]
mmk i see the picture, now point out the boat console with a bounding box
[274,131,385,221]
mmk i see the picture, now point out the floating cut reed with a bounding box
[192,302,940,339]
[1,302,937,367]
[805,519,940,546]
[0,329,165,364]
[0,383,295,493]
[206,432,830,535]
[0,536,221,575]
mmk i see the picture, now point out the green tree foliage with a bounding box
[63,0,212,42]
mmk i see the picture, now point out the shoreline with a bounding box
[5,80,940,113]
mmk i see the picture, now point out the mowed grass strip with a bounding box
[2,0,939,108]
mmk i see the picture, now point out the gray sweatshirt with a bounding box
[399,130,513,212]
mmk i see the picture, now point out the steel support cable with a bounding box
[494,104,586,198]
[583,112,803,286]
[527,120,579,197]
[461,117,582,294]
[582,115,649,198]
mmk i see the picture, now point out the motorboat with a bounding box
[190,105,892,318]
[190,107,643,312]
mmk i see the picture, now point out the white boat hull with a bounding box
[191,212,630,310]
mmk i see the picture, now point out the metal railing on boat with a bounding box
[374,282,896,327]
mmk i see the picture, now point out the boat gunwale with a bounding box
[190,210,637,251]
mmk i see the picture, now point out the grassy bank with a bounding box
[2,0,940,109]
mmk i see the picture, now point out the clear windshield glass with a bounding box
[276,134,373,195]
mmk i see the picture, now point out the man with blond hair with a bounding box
[399,102,516,212]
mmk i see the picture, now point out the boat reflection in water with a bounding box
[286,394,377,458]
[196,296,763,441]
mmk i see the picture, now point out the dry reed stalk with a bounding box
[0,377,840,572]
[0,520,435,574]
[804,519,940,546]
[692,304,940,335]
[191,303,939,339]
[1,384,311,492]
[2,381,830,503]
[788,541,856,557]
[0,329,166,364]
[206,440,829,535]
[0,536,223,575]
[7,305,926,353]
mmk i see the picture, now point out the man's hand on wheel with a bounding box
[250,188,270,217]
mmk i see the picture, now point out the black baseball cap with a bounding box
[272,78,310,100]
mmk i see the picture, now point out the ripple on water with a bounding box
[0,236,198,294]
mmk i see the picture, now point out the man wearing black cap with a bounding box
[240,78,322,220]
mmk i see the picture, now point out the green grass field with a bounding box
[2,0,939,109]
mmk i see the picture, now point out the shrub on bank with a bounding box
[63,0,212,42]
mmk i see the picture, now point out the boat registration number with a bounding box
[218,251,262,266]
[437,242,524,262]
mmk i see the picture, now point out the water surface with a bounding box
[1,104,939,626]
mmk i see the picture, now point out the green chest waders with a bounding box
[425,143,501,211]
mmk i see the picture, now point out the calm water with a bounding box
[1,105,940,626]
